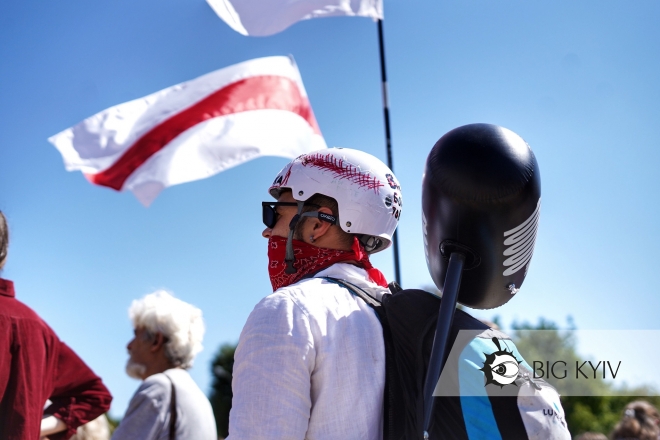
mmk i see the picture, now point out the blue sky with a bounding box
[1,0,659,418]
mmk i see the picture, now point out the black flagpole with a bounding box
[377,18,402,286]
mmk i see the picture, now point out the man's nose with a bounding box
[262,228,272,238]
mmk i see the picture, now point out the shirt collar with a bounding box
[0,278,15,298]
[314,263,378,289]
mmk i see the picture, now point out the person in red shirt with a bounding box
[0,211,112,439]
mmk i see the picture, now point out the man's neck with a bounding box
[142,361,178,380]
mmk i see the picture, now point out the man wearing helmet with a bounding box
[228,148,402,440]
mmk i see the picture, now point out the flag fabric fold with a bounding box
[49,56,326,206]
[207,0,383,36]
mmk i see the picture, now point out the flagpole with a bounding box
[377,19,402,286]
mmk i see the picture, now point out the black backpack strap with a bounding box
[164,373,177,440]
[322,277,399,440]
[324,277,384,308]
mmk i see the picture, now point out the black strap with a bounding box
[164,373,177,440]
[325,277,383,308]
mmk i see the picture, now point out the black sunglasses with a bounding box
[261,202,337,229]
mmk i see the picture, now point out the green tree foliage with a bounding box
[105,413,119,434]
[509,318,660,438]
[209,343,236,439]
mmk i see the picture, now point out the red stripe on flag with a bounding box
[87,75,321,190]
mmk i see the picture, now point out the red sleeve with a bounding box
[44,342,112,439]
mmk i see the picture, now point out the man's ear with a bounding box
[311,207,334,238]
[150,333,167,352]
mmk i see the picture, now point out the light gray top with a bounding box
[112,368,216,440]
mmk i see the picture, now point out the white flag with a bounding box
[49,56,326,206]
[207,0,383,36]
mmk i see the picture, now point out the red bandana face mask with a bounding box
[267,236,388,291]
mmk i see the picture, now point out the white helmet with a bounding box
[269,147,402,253]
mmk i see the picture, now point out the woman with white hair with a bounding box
[112,290,216,440]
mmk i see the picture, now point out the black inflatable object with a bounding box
[422,123,541,310]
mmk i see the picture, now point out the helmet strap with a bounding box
[285,202,306,274]
[284,202,339,274]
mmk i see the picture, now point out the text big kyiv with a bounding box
[532,361,622,380]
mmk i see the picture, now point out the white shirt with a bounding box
[228,263,386,440]
[112,368,217,440]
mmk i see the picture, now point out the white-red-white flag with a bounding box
[207,0,383,37]
[49,56,326,206]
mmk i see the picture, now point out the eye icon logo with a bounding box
[480,337,522,388]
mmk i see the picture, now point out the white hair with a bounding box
[128,290,205,369]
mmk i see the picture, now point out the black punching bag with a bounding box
[422,123,541,309]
